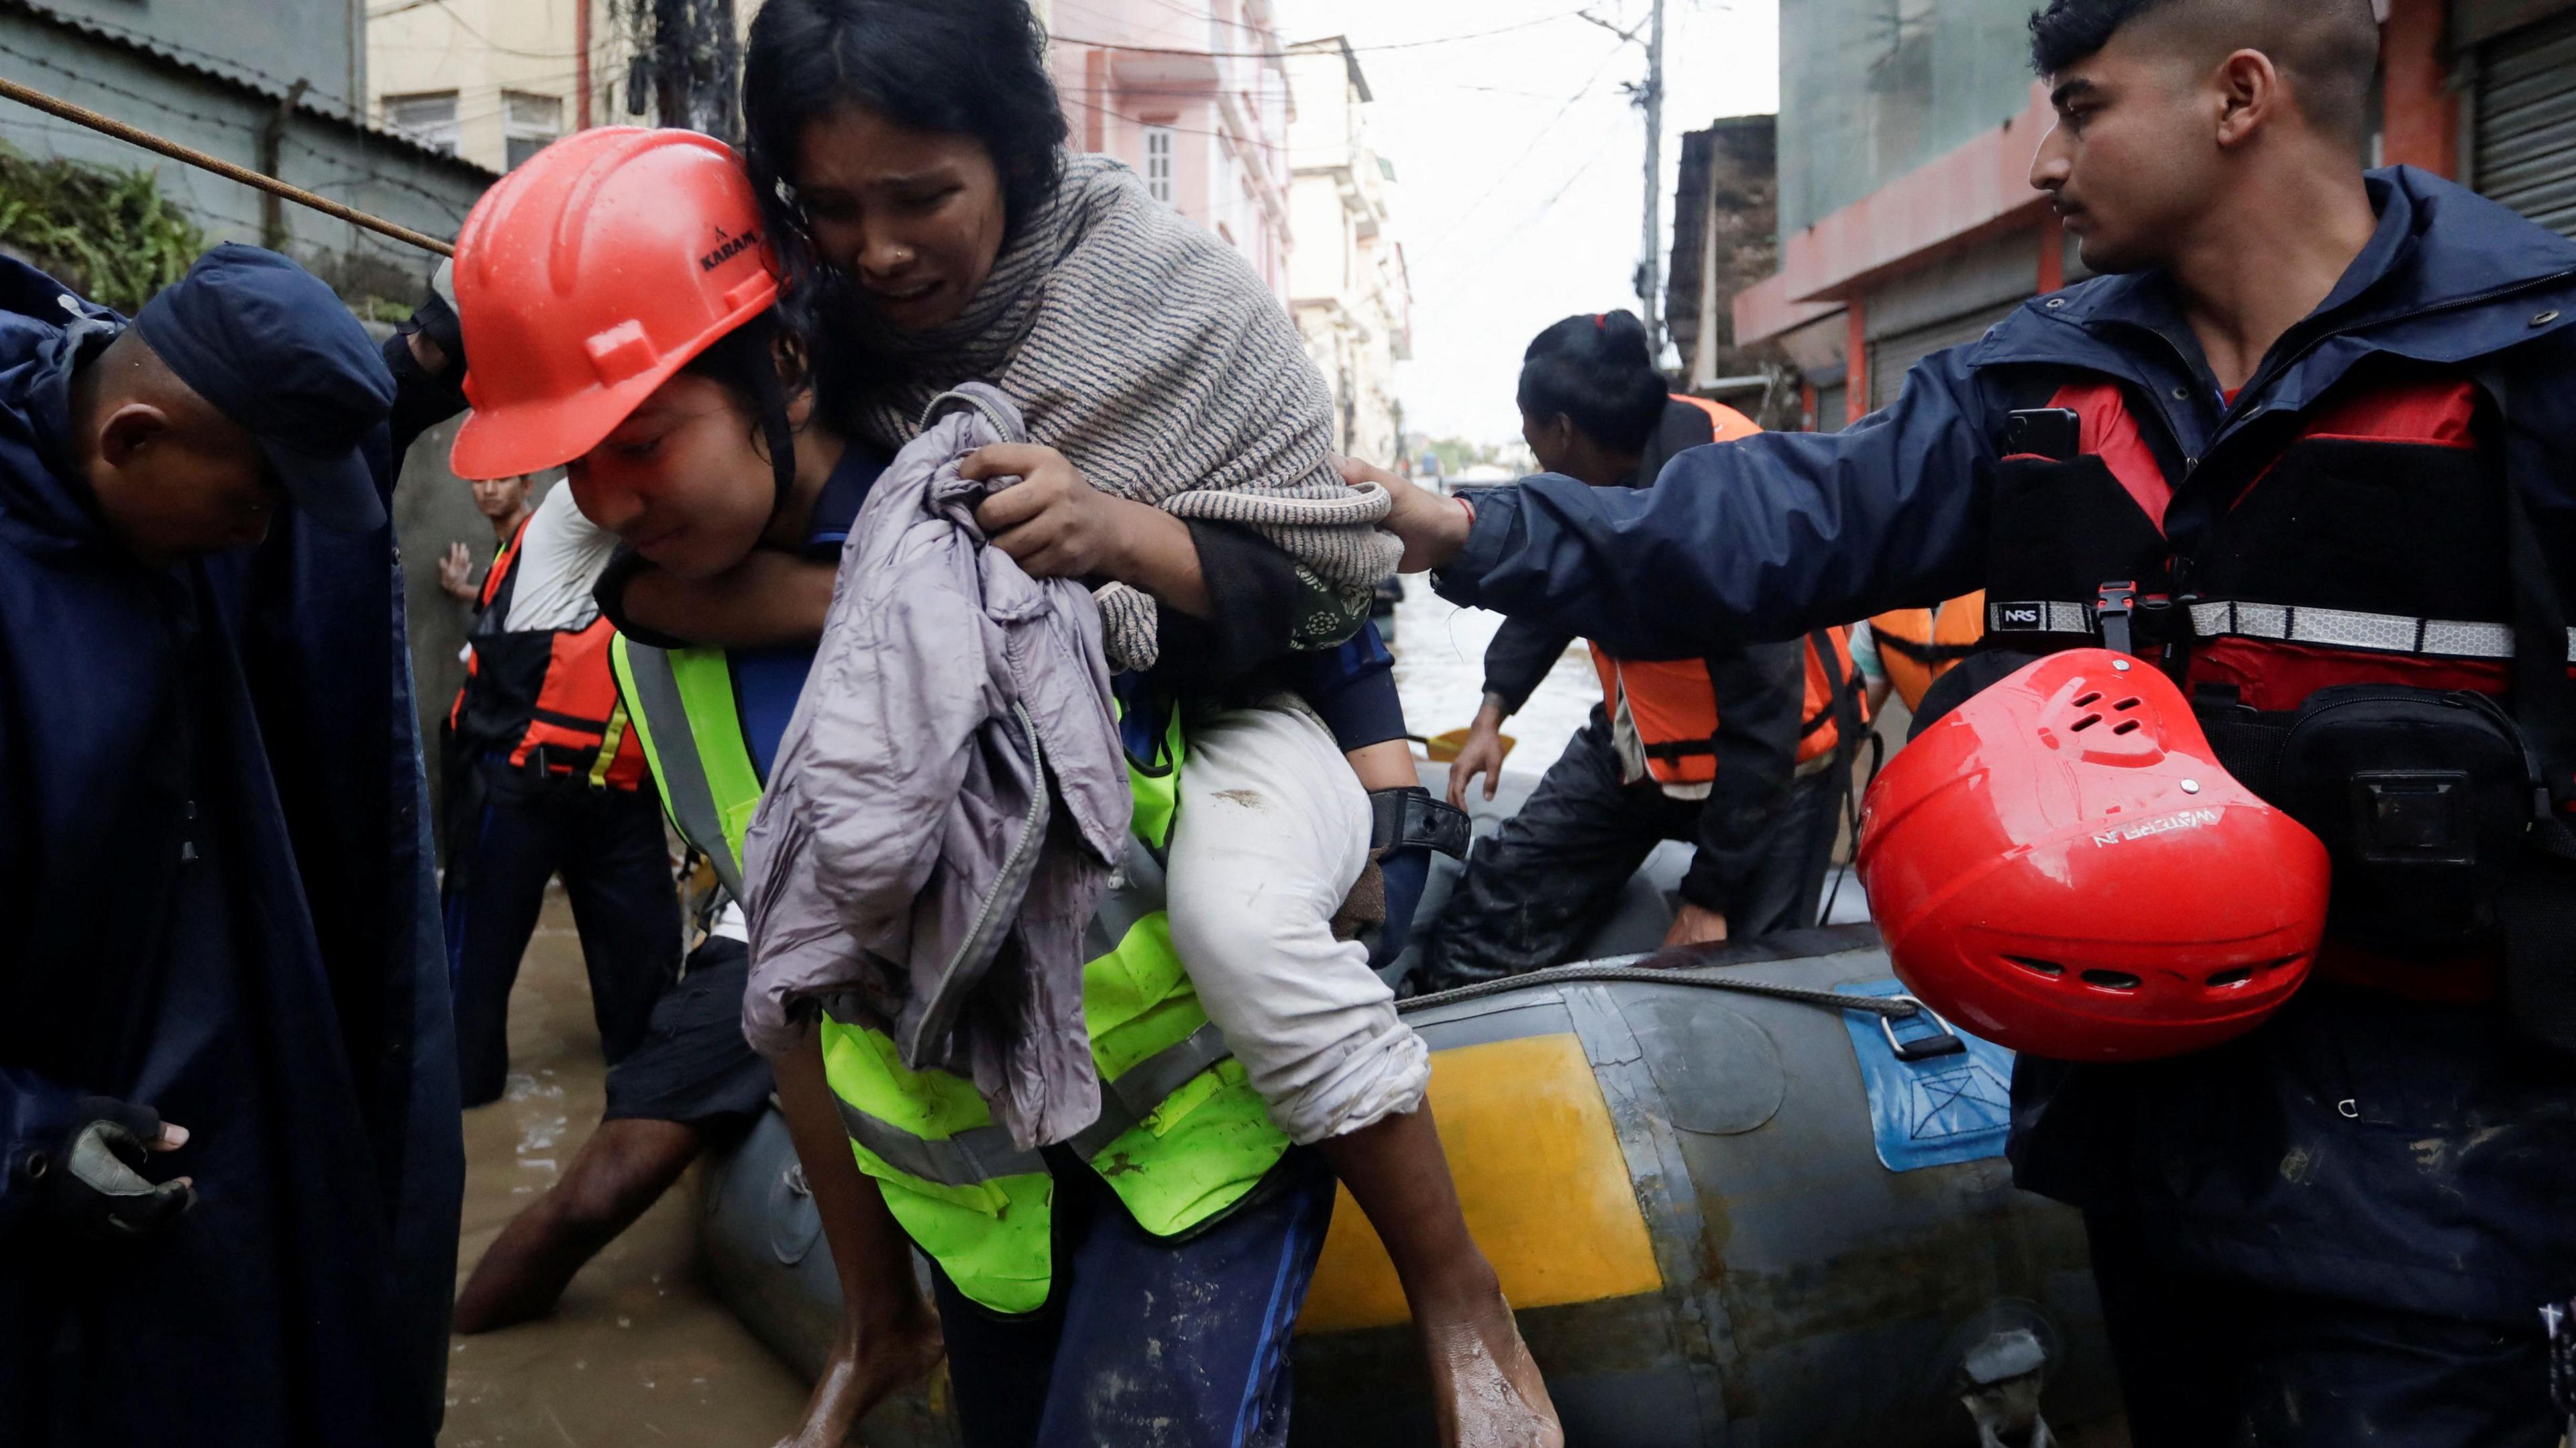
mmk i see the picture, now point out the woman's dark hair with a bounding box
[1517,311,1667,455]
[679,311,806,419]
[742,0,1070,283]
[677,311,818,488]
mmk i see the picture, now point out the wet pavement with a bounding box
[439,899,809,1448]
[1388,583,1598,767]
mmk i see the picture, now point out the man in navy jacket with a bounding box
[1373,0,2576,1441]
[0,245,460,1445]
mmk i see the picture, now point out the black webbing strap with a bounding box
[1874,632,1983,667]
[1642,737,1721,760]
[741,311,800,514]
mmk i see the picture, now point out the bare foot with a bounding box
[1416,1280,1562,1448]
[771,1307,947,1448]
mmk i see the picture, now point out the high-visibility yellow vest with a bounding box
[611,637,1290,1313]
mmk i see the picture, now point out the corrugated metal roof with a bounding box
[0,0,498,179]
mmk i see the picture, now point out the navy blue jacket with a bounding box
[0,258,460,1443]
[1436,168,2576,1323]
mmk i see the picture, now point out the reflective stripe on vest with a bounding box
[611,641,1285,1315]
[608,636,762,901]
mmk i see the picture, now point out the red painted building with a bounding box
[1733,0,2576,430]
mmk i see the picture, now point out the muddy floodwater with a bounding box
[438,589,1611,1445]
[439,901,810,1448]
[1388,584,1598,764]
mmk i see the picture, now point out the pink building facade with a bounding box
[1048,0,1296,302]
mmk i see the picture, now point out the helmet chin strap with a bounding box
[747,332,800,516]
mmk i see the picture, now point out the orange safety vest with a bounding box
[448,516,647,789]
[1666,392,1764,444]
[1866,592,1987,713]
[1588,399,1870,785]
[1796,624,1870,767]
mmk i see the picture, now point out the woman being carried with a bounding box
[488,7,1553,1446]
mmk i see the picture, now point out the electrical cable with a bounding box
[1417,40,1629,256]
[1049,8,1586,61]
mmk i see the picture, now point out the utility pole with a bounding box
[1640,0,1664,358]
[1583,1,1670,360]
[639,0,740,142]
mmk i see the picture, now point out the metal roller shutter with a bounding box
[2475,9,2576,238]
[1866,298,2023,419]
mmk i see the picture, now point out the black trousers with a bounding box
[2086,1208,2562,1447]
[441,755,680,1107]
[1421,714,1842,990]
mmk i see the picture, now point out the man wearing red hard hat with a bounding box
[1365,0,2576,1441]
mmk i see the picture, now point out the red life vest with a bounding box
[1976,363,2527,997]
[447,516,647,790]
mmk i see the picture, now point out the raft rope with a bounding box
[1397,960,1927,1019]
[0,76,456,257]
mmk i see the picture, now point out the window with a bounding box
[502,91,564,171]
[1144,125,1175,205]
[383,91,459,155]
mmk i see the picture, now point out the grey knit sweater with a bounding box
[842,152,1399,670]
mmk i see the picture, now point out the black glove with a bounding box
[34,1097,195,1239]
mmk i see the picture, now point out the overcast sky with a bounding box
[1281,0,1780,451]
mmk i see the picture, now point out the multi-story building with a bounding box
[1664,113,1794,427]
[1049,0,1295,300]
[1284,36,1410,466]
[1731,0,2576,432]
[368,0,655,174]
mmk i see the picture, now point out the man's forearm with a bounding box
[1106,502,1214,618]
[621,551,836,649]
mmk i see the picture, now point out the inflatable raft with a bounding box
[698,767,2121,1445]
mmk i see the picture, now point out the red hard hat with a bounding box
[1855,649,2328,1062]
[448,127,780,482]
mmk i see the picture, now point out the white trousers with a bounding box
[1165,701,1431,1145]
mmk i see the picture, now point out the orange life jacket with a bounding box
[1666,392,1764,444]
[1589,400,1869,785]
[448,515,647,789]
[1796,625,1870,767]
[1867,592,1987,712]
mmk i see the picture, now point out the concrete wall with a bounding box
[1777,0,2039,237]
[40,0,366,121]
[0,8,494,299]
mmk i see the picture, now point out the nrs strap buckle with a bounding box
[1370,787,1472,860]
[2093,581,2178,661]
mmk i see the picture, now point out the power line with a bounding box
[1047,9,1585,61]
[0,39,474,224]
[1418,40,1628,256]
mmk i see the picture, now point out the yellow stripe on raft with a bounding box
[1294,1032,1662,1333]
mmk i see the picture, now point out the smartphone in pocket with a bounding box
[2004,407,2083,461]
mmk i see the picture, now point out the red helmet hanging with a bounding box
[1856,649,2329,1062]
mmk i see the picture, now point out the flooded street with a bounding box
[1388,582,1599,767]
[439,900,809,1448]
